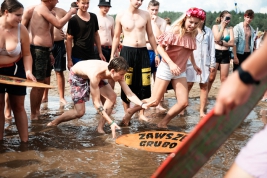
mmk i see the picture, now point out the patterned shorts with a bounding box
[69,69,108,104]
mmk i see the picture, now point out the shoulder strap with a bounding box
[18,23,21,42]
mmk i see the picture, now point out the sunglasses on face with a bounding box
[225,16,231,21]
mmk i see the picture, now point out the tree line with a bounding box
[158,10,267,31]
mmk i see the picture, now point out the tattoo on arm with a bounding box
[97,106,105,115]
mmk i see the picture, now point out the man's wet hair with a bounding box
[148,0,159,7]
[108,57,129,72]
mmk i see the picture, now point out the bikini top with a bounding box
[0,23,21,57]
[218,24,230,42]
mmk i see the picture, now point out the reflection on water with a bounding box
[0,96,265,178]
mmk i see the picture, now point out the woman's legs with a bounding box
[121,77,170,125]
[199,82,208,118]
[219,63,230,82]
[158,77,188,128]
[4,93,12,119]
[181,82,194,115]
[0,93,5,141]
[9,95,28,142]
[208,63,219,94]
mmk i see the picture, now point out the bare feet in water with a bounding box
[179,110,185,116]
[60,98,67,105]
[5,115,12,120]
[47,121,57,126]
[31,111,40,120]
[157,123,168,129]
[97,127,106,134]
[156,104,167,113]
[41,99,48,103]
[200,112,206,119]
[139,114,150,122]
[97,117,106,134]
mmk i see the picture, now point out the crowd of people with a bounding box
[0,0,267,177]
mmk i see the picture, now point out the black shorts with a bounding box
[120,46,151,104]
[215,49,230,64]
[30,45,51,80]
[0,58,26,95]
[94,46,111,62]
[52,40,66,72]
[233,52,251,71]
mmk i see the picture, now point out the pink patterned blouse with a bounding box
[157,32,196,73]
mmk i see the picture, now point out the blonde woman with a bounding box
[120,7,203,128]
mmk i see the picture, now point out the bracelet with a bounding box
[97,106,105,115]
[140,103,144,108]
[155,54,159,57]
[110,120,115,126]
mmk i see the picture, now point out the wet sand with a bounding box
[0,70,266,178]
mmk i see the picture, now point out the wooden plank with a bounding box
[0,75,54,88]
[116,131,187,153]
[151,76,267,178]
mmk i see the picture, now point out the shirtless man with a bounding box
[47,57,153,138]
[146,0,167,112]
[95,0,116,89]
[110,0,159,117]
[24,0,77,120]
[232,9,255,71]
[42,7,68,105]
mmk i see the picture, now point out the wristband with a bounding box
[110,120,115,126]
[155,54,159,57]
[238,66,260,85]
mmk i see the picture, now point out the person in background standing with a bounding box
[95,0,116,89]
[232,9,255,71]
[186,10,216,118]
[208,10,234,94]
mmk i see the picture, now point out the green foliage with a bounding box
[157,11,183,23]
[157,10,267,31]
[110,10,267,31]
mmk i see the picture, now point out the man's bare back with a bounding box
[71,60,109,80]
[21,5,36,29]
[97,14,114,46]
[118,9,150,47]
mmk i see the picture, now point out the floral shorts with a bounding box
[69,69,108,104]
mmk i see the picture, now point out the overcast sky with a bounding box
[18,0,267,14]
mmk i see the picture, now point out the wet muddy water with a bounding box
[0,95,265,178]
